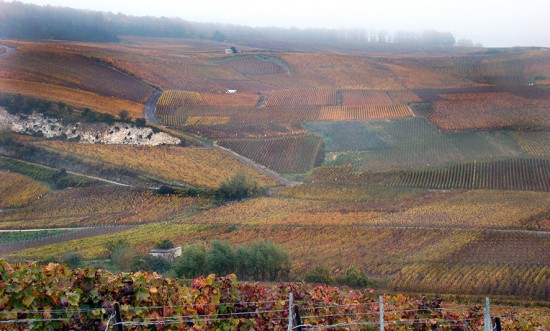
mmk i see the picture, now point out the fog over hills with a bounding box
[12,0,550,47]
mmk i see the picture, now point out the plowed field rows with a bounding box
[319,104,412,120]
[218,135,324,174]
[211,55,289,76]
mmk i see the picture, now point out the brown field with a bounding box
[319,104,412,120]
[211,55,290,76]
[0,78,145,118]
[0,171,49,208]
[265,88,336,107]
[512,131,550,155]
[218,135,324,174]
[36,141,278,188]
[0,42,153,102]
[0,186,198,229]
[429,92,550,130]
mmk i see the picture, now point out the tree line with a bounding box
[0,1,194,42]
[81,239,291,282]
[0,1,464,47]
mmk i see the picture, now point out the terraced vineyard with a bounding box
[210,54,290,75]
[0,186,199,229]
[393,158,550,191]
[429,92,550,130]
[218,135,324,174]
[265,88,336,106]
[341,89,421,106]
[312,118,526,171]
[319,104,412,120]
[0,171,49,208]
[3,37,550,307]
[0,42,154,103]
[0,78,145,117]
[445,52,550,87]
[37,141,278,188]
[512,131,550,155]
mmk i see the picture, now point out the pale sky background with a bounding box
[15,0,550,47]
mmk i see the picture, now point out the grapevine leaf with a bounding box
[135,287,150,302]
[66,291,80,306]
[22,294,35,307]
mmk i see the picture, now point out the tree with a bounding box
[0,127,14,146]
[247,241,291,281]
[216,172,262,201]
[111,246,137,272]
[211,30,226,42]
[62,252,83,268]
[455,38,474,47]
[235,246,252,279]
[206,240,235,276]
[105,239,137,271]
[230,46,238,54]
[173,244,207,278]
[51,168,70,189]
[156,185,176,195]
[144,255,172,273]
[135,118,147,127]
[304,267,334,284]
[154,239,175,249]
[118,110,131,122]
[340,268,374,287]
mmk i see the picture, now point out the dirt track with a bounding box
[144,94,301,187]
[0,45,15,59]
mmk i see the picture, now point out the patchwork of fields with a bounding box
[2,37,550,303]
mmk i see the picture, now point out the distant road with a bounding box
[3,157,131,187]
[0,44,15,60]
[213,142,300,187]
[0,225,136,255]
[144,91,161,125]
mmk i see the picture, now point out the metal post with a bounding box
[293,305,303,331]
[287,292,293,331]
[484,297,491,331]
[113,302,123,331]
[379,296,384,331]
[493,317,502,331]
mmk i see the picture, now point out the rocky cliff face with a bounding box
[0,108,180,146]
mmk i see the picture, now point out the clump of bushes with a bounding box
[303,267,375,288]
[173,240,291,281]
[156,172,266,202]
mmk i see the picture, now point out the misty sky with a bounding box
[15,0,550,47]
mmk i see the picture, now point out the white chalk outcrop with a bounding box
[0,108,180,146]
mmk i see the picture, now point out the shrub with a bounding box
[153,239,175,249]
[111,246,137,272]
[145,255,172,273]
[173,244,207,278]
[0,126,14,146]
[339,268,374,288]
[135,118,147,127]
[216,172,262,201]
[62,252,83,268]
[206,240,235,276]
[118,110,131,122]
[304,267,334,284]
[156,185,176,195]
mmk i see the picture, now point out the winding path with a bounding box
[3,157,131,187]
[144,91,161,125]
[0,225,136,255]
[0,44,15,60]
[144,93,300,187]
